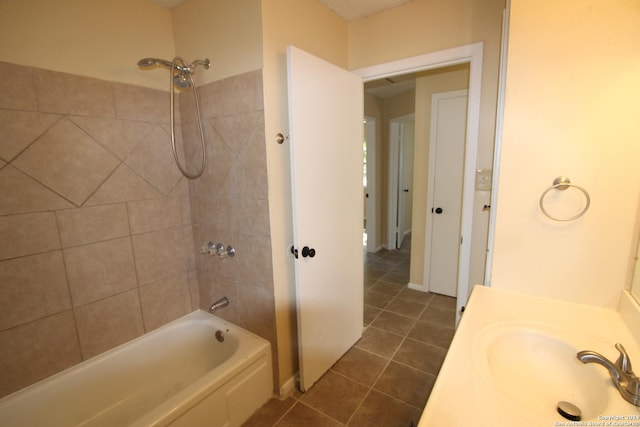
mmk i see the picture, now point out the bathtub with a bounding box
[0,310,273,427]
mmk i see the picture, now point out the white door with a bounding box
[426,90,468,297]
[364,117,376,253]
[287,46,364,392]
[400,120,414,245]
[388,115,414,249]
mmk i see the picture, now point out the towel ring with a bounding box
[539,176,590,221]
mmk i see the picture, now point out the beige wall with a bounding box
[491,0,640,308]
[0,0,263,91]
[0,0,174,89]
[261,0,349,392]
[171,0,263,87]
[348,0,473,70]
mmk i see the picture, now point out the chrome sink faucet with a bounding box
[577,343,640,406]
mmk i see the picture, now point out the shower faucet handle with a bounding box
[217,245,235,259]
[200,241,216,255]
[200,242,235,259]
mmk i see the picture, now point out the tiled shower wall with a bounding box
[0,61,277,398]
[185,70,279,390]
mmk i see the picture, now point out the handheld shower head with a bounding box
[137,58,177,70]
[137,57,192,90]
[136,55,210,179]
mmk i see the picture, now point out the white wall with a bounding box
[490,0,640,308]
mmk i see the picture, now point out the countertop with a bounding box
[419,285,640,427]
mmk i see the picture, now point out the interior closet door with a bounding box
[426,90,468,297]
[287,46,364,391]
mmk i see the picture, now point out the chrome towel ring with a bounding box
[539,176,590,221]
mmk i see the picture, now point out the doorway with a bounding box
[363,116,377,253]
[355,42,483,322]
[388,114,414,250]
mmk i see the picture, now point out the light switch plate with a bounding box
[475,169,492,191]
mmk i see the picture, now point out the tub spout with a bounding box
[209,297,229,314]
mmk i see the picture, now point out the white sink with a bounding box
[473,322,609,420]
[419,287,640,427]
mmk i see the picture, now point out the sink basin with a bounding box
[473,322,609,420]
[420,286,640,427]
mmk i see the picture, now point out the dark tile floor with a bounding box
[243,235,456,427]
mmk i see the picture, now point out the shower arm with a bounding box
[190,59,210,71]
[137,58,210,74]
[170,58,210,74]
[174,58,210,74]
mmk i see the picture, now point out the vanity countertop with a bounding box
[419,285,640,427]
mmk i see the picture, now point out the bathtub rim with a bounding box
[0,309,272,426]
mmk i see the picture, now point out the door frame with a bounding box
[364,116,377,253]
[485,3,510,286]
[353,42,483,322]
[424,89,468,296]
[387,113,415,249]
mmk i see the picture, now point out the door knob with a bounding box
[433,207,443,214]
[291,245,316,259]
[301,246,316,258]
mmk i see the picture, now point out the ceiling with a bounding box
[364,64,471,99]
[364,75,416,98]
[151,0,414,20]
[320,0,414,20]
[150,0,184,8]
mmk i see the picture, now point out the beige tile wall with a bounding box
[0,61,278,398]
[186,70,279,391]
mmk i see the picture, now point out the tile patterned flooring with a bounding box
[243,236,456,426]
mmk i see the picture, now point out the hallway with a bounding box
[243,236,456,426]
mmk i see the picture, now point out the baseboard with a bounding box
[408,282,427,292]
[278,373,298,397]
[366,245,386,253]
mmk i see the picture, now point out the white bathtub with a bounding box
[0,310,273,427]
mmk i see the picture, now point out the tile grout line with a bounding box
[345,267,427,425]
